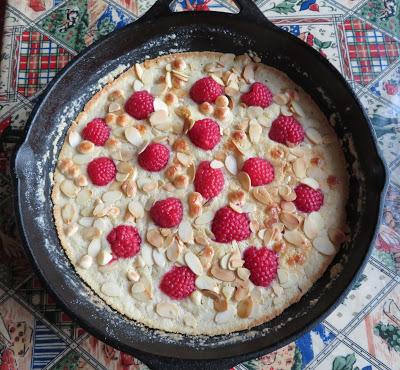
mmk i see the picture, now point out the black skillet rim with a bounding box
[12,0,389,367]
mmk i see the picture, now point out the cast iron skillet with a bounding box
[13,0,387,368]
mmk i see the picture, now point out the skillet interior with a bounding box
[12,0,387,368]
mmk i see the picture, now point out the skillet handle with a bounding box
[140,0,277,29]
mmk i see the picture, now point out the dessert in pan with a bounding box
[52,51,348,335]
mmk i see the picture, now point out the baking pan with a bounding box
[12,0,388,368]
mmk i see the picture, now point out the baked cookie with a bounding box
[52,52,348,335]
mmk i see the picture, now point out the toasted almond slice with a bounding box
[210,159,224,169]
[249,119,262,144]
[108,102,121,113]
[229,202,242,213]
[238,171,251,192]
[64,224,78,237]
[153,249,166,267]
[273,93,290,106]
[79,217,93,227]
[176,152,192,167]
[60,180,79,198]
[190,290,202,305]
[225,155,238,175]
[280,105,293,116]
[291,101,306,117]
[222,286,235,300]
[61,204,76,224]
[153,97,168,113]
[237,267,250,281]
[127,268,140,282]
[215,309,235,324]
[280,212,300,231]
[141,68,153,84]
[76,189,92,206]
[313,235,336,255]
[117,162,134,175]
[156,302,178,319]
[68,131,81,147]
[185,252,203,275]
[305,128,323,144]
[78,254,93,269]
[82,226,101,240]
[195,275,218,291]
[147,229,164,248]
[219,53,235,66]
[281,201,296,213]
[237,296,253,318]
[142,181,158,193]
[210,74,224,86]
[284,229,307,248]
[293,158,307,179]
[198,245,214,270]
[88,238,101,257]
[243,64,255,83]
[141,245,154,266]
[135,63,143,79]
[178,220,193,243]
[149,110,169,127]
[102,191,122,203]
[101,282,122,297]
[328,227,346,246]
[220,254,230,270]
[128,200,144,219]
[211,263,236,282]
[166,241,181,262]
[279,185,296,202]
[131,281,146,294]
[252,187,272,205]
[195,211,213,225]
[304,212,324,239]
[301,177,320,190]
[97,250,113,266]
[125,126,143,146]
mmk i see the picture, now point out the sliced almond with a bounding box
[252,187,273,205]
[149,110,169,127]
[313,235,336,255]
[176,152,192,167]
[222,286,235,300]
[249,119,262,143]
[243,64,255,83]
[141,245,154,266]
[306,128,323,144]
[156,302,178,319]
[273,93,290,106]
[185,252,203,275]
[220,254,230,270]
[134,63,143,79]
[291,101,306,117]
[280,212,300,230]
[178,220,193,243]
[88,239,101,257]
[131,281,145,294]
[328,228,346,246]
[153,97,169,113]
[126,268,140,282]
[215,309,235,324]
[279,185,296,202]
[60,180,79,198]
[153,249,166,267]
[68,130,81,147]
[166,241,181,262]
[238,171,251,192]
[219,53,235,66]
[82,226,101,240]
[304,212,324,239]
[142,181,158,193]
[101,282,122,297]
[237,267,250,281]
[237,296,253,318]
[76,189,92,206]
[78,254,93,269]
[125,126,143,146]
[73,154,92,165]
[225,155,238,175]
[64,224,78,237]
[61,204,76,224]
[284,229,307,248]
[141,68,153,85]
[198,245,214,270]
[210,159,224,169]
[121,179,137,198]
[195,275,218,291]
[281,201,296,213]
[108,102,121,113]
[293,158,307,179]
[301,177,320,190]
[96,249,113,266]
[102,191,122,203]
[195,211,213,225]
[211,263,236,282]
[133,79,144,91]
[128,200,144,219]
[147,229,164,248]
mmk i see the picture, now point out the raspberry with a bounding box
[188,118,221,150]
[194,161,224,200]
[190,77,224,104]
[150,197,183,228]
[242,157,275,186]
[125,91,154,120]
[211,206,251,243]
[138,142,169,172]
[241,82,273,108]
[243,246,278,287]
[294,184,324,213]
[160,266,196,300]
[269,115,305,146]
[107,225,141,259]
[87,157,116,186]
[82,118,111,146]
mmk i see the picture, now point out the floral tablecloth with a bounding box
[0,0,399,369]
